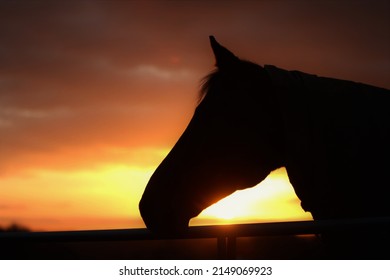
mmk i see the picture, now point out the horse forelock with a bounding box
[198,69,219,104]
[198,60,264,105]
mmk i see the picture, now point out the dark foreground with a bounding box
[0,234,327,260]
[1,219,389,259]
[1,234,389,260]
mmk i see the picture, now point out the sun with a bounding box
[200,189,259,220]
[191,168,313,226]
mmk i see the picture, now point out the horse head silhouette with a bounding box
[139,36,390,237]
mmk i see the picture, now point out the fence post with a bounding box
[227,236,236,259]
[217,236,236,259]
[217,236,227,259]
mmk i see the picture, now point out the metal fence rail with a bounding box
[1,217,390,259]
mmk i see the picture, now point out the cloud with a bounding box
[127,65,193,81]
[1,107,72,121]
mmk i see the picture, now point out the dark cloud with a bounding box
[0,0,388,175]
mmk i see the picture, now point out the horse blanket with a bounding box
[264,65,390,220]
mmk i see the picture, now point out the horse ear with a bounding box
[209,36,239,69]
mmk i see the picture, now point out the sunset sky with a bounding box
[0,1,389,231]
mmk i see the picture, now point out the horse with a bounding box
[139,36,390,257]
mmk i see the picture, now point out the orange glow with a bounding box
[0,148,312,231]
[191,168,312,226]
[0,149,169,231]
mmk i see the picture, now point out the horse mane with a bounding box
[198,60,265,104]
[198,70,219,104]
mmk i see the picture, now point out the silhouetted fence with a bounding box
[1,218,389,259]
